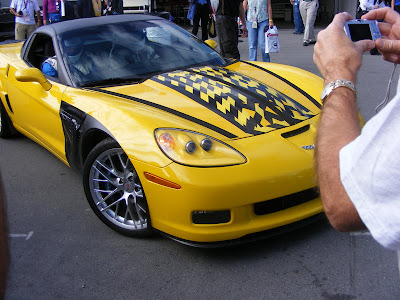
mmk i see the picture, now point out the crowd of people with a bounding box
[188,0,319,61]
[9,0,123,40]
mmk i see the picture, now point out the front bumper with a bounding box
[132,120,323,243]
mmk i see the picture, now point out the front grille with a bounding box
[254,188,319,216]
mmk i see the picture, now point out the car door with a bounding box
[6,34,68,164]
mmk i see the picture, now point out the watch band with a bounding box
[321,79,356,103]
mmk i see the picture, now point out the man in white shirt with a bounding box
[10,0,41,40]
[313,7,400,254]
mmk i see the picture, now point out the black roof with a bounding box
[34,14,164,36]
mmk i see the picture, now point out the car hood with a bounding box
[89,63,322,139]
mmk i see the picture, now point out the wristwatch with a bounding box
[320,79,356,102]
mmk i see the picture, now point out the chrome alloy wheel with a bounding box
[88,147,149,232]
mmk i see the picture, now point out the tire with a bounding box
[0,101,12,138]
[83,138,152,237]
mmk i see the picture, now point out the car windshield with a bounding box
[59,19,226,87]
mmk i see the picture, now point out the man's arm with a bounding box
[36,10,42,26]
[10,7,22,17]
[267,0,273,27]
[313,12,375,231]
[239,1,247,37]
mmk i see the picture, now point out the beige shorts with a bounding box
[15,22,37,40]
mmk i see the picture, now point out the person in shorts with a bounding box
[10,0,41,40]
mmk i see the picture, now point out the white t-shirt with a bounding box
[339,91,400,250]
[10,0,40,25]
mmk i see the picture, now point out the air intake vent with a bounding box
[281,125,310,139]
[192,210,231,224]
[254,188,319,216]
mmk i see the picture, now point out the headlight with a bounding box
[155,128,246,167]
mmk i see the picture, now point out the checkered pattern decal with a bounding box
[151,66,316,135]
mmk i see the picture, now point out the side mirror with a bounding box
[205,39,218,49]
[14,68,52,91]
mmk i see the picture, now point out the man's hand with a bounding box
[241,26,248,38]
[313,12,375,84]
[363,7,400,63]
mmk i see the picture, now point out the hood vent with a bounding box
[281,125,310,139]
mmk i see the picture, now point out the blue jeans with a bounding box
[246,20,270,62]
[293,0,304,34]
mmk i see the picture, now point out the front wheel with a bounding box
[83,138,152,237]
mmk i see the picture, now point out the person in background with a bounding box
[62,0,80,20]
[215,0,248,60]
[42,56,58,77]
[357,0,379,18]
[299,0,318,46]
[43,0,62,25]
[291,0,304,34]
[9,0,41,40]
[78,0,94,17]
[357,0,383,54]
[0,172,9,300]
[313,8,400,255]
[192,0,212,41]
[243,0,273,62]
[391,0,400,12]
[92,0,101,16]
[102,0,123,15]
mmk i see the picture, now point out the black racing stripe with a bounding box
[188,67,295,125]
[85,87,237,139]
[241,61,322,109]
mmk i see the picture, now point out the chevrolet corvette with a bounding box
[0,14,325,246]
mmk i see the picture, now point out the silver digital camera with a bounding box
[345,19,381,42]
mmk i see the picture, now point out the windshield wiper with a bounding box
[80,77,144,87]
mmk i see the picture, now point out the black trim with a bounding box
[281,125,310,139]
[4,94,13,113]
[60,101,116,169]
[85,87,237,139]
[241,61,322,109]
[159,213,325,248]
[254,187,319,216]
[60,101,87,169]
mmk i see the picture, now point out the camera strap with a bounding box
[375,63,398,113]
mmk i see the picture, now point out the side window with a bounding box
[25,34,55,70]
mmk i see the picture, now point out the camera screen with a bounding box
[348,24,372,41]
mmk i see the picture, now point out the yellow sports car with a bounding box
[0,14,324,246]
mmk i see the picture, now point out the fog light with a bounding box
[192,210,231,224]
